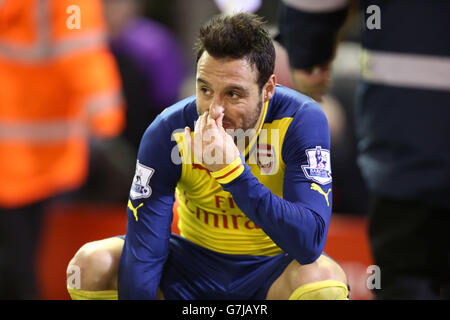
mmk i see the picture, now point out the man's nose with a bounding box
[209,99,225,120]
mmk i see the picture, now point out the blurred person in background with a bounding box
[104,0,187,151]
[73,0,187,203]
[278,0,450,299]
[274,38,368,215]
[0,0,125,299]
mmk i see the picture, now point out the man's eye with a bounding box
[200,87,212,98]
[228,91,240,99]
[200,87,212,96]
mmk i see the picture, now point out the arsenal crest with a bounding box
[256,143,276,175]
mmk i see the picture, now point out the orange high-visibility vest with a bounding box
[0,0,126,208]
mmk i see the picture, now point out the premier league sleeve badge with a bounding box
[301,146,332,185]
[130,160,155,200]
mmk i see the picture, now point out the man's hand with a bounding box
[291,63,331,102]
[184,111,240,172]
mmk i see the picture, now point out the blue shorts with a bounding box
[117,234,293,299]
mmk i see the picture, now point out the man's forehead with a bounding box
[196,52,258,86]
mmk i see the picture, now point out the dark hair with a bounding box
[195,12,275,91]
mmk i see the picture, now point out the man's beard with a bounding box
[228,97,263,150]
[241,97,263,132]
[222,96,263,133]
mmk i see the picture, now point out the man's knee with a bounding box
[66,238,123,291]
[289,255,349,300]
[299,255,347,286]
[267,254,348,299]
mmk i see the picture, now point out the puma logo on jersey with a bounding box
[310,183,331,207]
[128,200,144,222]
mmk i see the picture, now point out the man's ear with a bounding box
[263,74,277,102]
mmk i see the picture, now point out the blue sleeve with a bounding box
[118,114,181,299]
[220,102,332,264]
[278,1,349,69]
